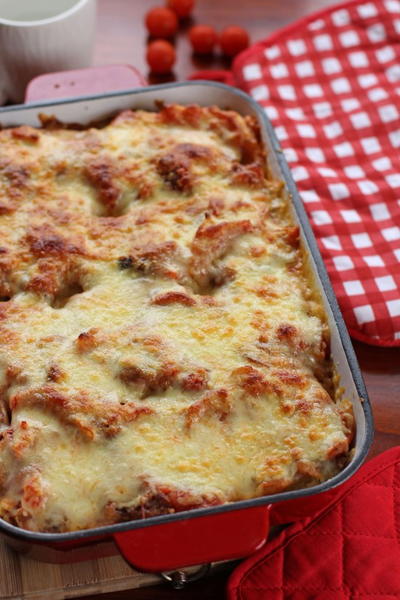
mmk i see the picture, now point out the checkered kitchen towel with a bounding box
[231,0,400,346]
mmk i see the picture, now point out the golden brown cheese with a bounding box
[0,104,353,532]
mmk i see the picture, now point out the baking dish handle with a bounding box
[24,64,146,103]
[113,504,270,573]
[188,69,237,86]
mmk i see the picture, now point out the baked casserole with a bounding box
[0,104,354,533]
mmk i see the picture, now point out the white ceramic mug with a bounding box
[0,0,96,104]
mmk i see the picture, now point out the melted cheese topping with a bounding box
[0,105,353,532]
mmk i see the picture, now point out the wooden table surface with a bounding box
[88,0,400,598]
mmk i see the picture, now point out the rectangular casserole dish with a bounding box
[0,81,373,573]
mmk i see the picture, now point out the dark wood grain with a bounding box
[85,1,400,598]
[95,0,336,83]
[354,341,400,457]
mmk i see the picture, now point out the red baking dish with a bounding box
[0,81,373,574]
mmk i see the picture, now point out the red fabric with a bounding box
[192,0,400,346]
[228,446,400,600]
[234,0,400,347]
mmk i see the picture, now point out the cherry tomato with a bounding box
[145,7,178,39]
[220,26,250,57]
[167,0,195,18]
[146,40,176,74]
[189,25,218,55]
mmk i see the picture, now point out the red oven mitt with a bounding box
[192,0,400,347]
[227,446,400,600]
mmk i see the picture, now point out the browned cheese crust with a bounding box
[0,105,354,532]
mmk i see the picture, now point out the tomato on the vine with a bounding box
[146,40,176,73]
[145,7,178,38]
[189,25,218,54]
[167,0,195,19]
[220,26,249,57]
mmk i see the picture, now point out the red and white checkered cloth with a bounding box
[232,0,400,346]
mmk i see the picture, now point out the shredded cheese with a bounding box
[0,105,353,532]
